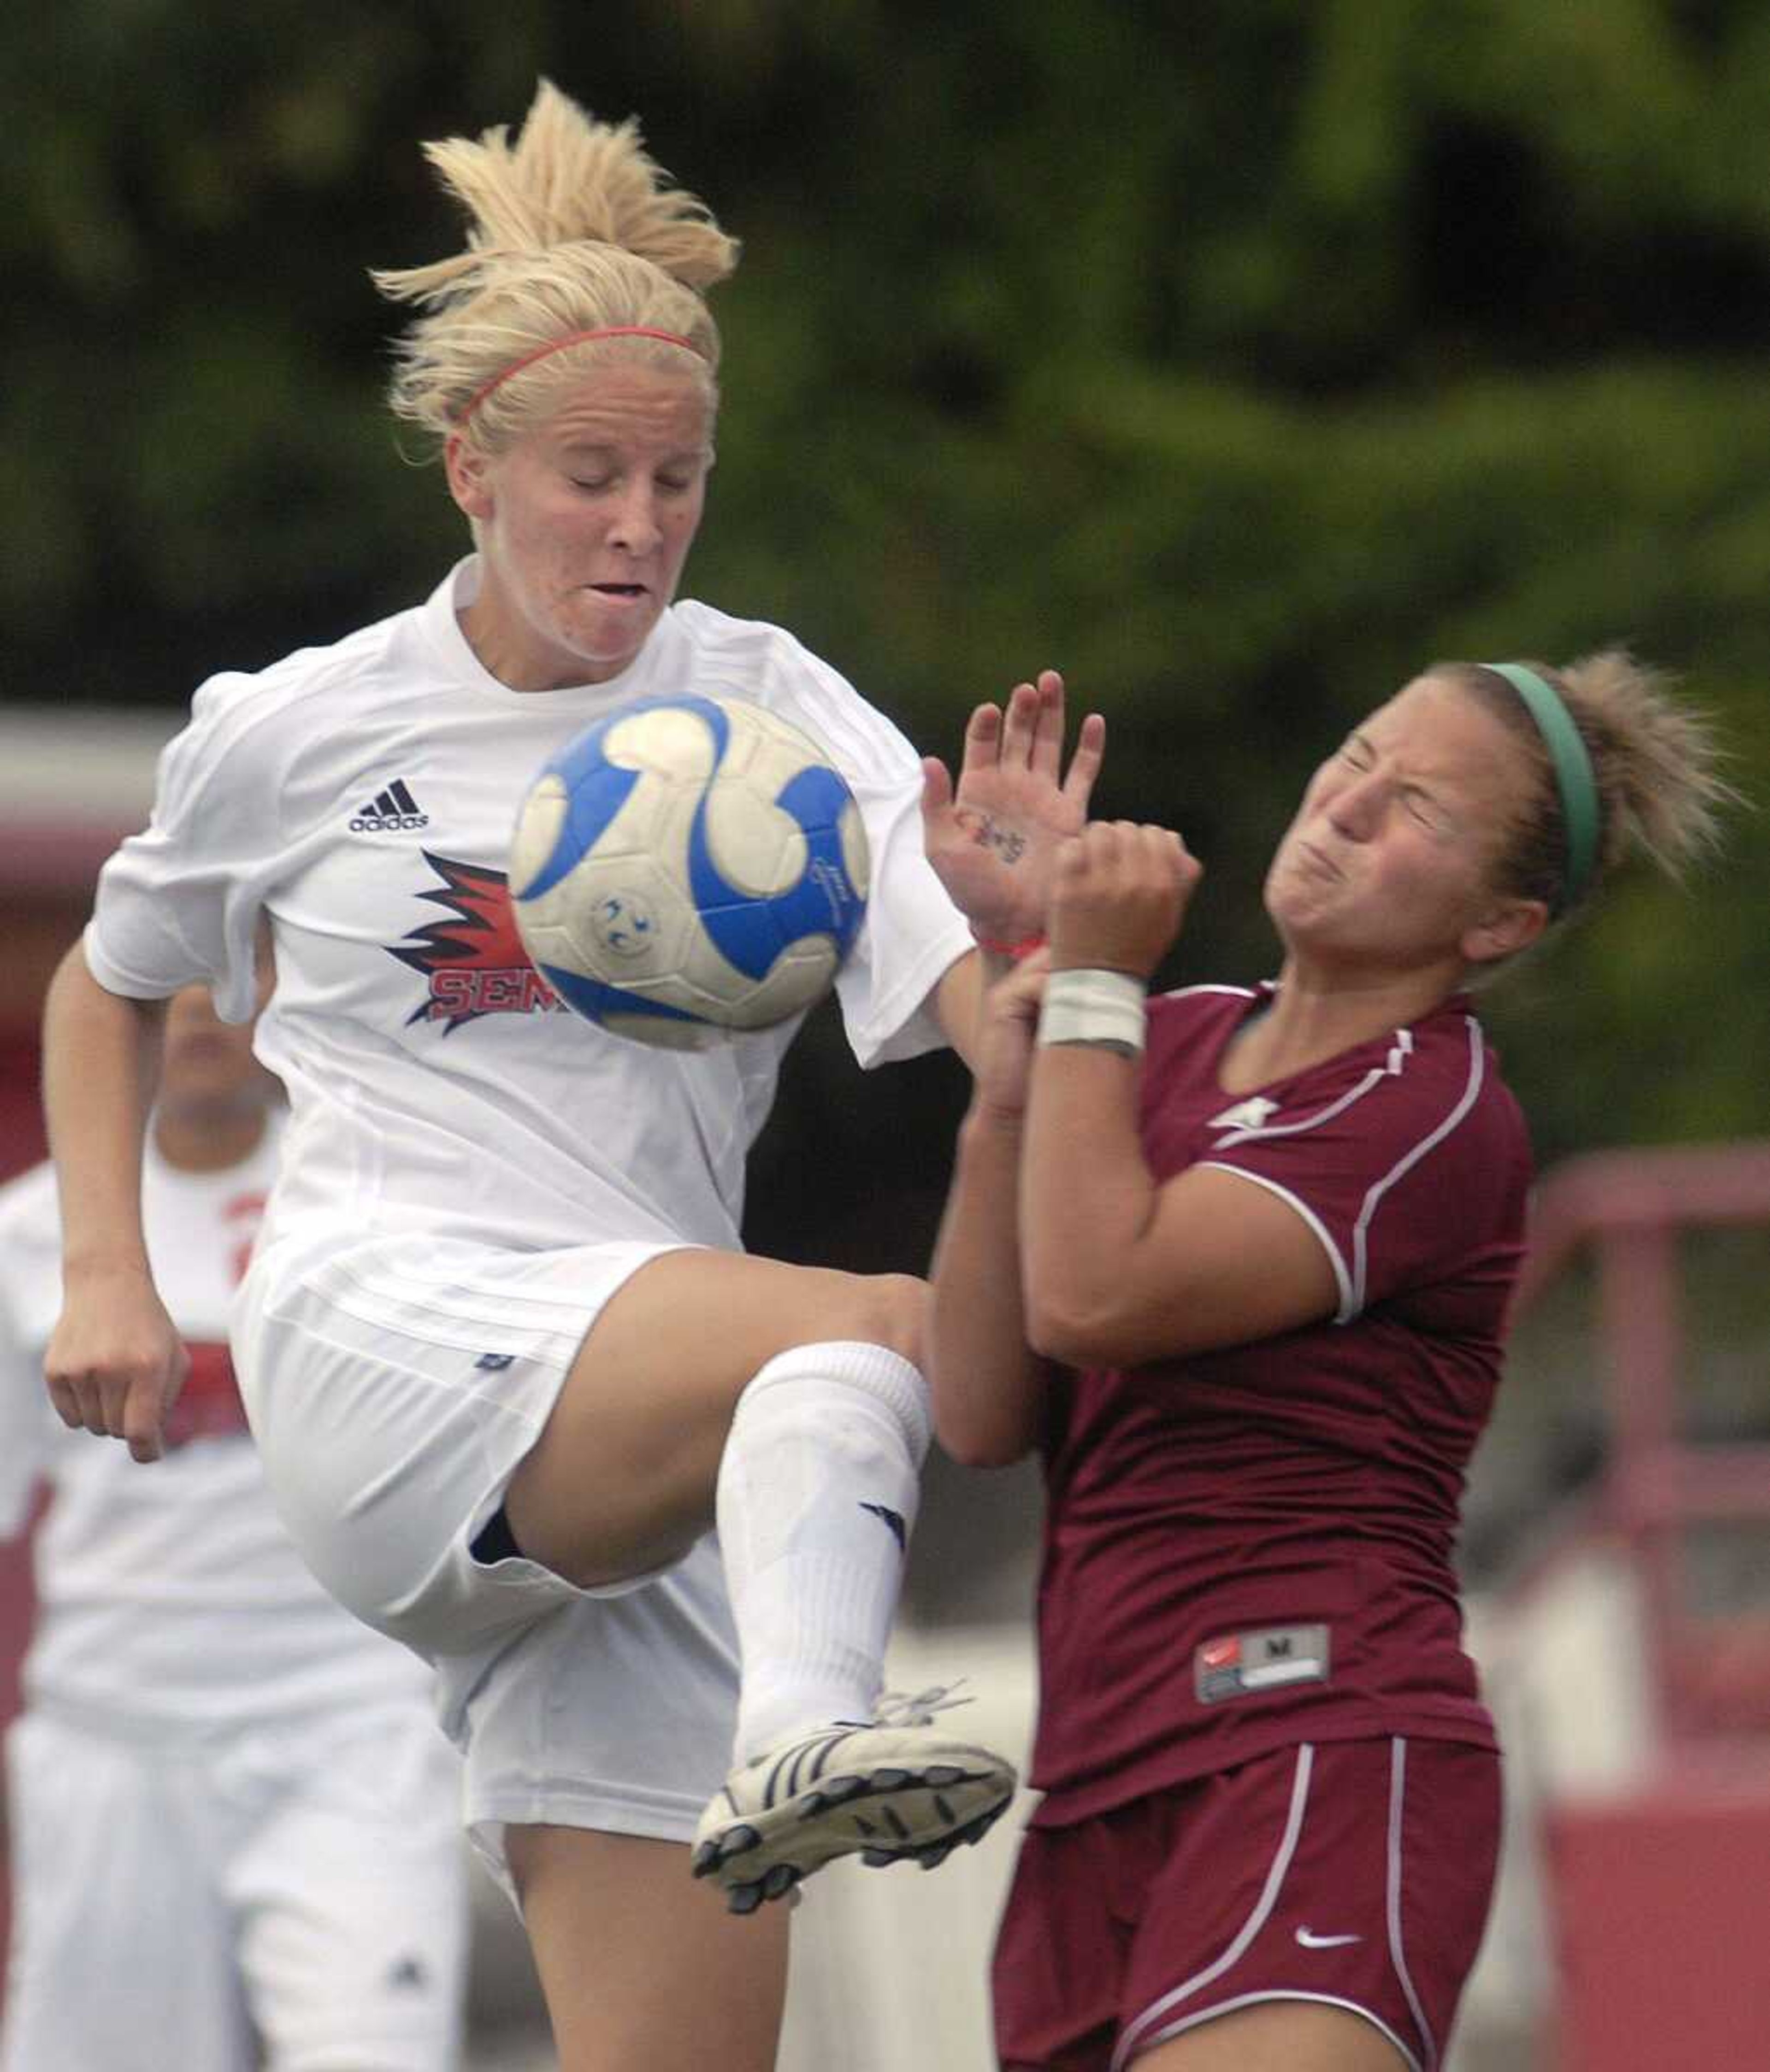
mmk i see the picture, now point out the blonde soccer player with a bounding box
[38,80,1100,2072]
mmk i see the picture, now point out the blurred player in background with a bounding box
[0,977,467,2072]
[35,80,1098,2072]
[925,654,1729,2072]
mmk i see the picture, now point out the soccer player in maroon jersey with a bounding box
[923,652,1730,2072]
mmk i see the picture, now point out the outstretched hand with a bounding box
[922,671,1105,946]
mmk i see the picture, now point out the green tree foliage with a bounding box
[5,0,1768,1186]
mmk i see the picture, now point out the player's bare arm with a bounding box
[927,952,1055,1467]
[40,942,187,1462]
[1021,821,1338,1369]
[1026,1149,1342,1369]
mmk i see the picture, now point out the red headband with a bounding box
[453,325,706,424]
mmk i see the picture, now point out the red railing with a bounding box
[1510,1140,1770,1759]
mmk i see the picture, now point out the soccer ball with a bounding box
[510,693,871,1049]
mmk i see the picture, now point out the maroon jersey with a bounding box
[1028,983,1531,1824]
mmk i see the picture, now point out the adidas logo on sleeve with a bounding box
[351,779,430,832]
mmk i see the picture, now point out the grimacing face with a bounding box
[446,362,716,692]
[1263,674,1548,978]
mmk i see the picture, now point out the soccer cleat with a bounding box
[691,1684,1017,1914]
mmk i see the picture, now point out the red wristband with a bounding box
[971,930,1047,960]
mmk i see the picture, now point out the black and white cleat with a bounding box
[691,1686,1016,1914]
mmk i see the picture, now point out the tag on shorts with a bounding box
[1195,1623,1331,1704]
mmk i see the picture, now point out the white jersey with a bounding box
[85,560,970,1301]
[0,1120,431,1732]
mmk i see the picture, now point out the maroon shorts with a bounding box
[993,1737,1499,2072]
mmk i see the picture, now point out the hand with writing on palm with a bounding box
[921,671,1105,945]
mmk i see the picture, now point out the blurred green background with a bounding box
[5,0,1768,1269]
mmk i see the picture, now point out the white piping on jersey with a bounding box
[1210,1065,1390,1151]
[1195,1163,1355,1320]
[1387,1736,1439,2072]
[1118,1992,1422,2072]
[1203,1013,1488,1322]
[1110,1744,1315,2072]
[1348,1018,1485,1320]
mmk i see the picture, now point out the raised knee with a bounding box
[854,1272,929,1366]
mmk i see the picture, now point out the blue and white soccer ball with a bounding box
[510,694,870,1049]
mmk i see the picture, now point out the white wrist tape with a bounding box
[1037,967,1148,1057]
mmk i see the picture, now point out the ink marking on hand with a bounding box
[955,808,1028,865]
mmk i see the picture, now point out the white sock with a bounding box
[716,1340,930,1762]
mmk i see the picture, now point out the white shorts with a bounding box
[234,1235,743,1894]
[1,1701,467,2072]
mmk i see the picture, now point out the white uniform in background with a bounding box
[0,1118,468,2072]
[81,556,972,1895]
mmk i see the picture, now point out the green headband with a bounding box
[1481,662,1599,914]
